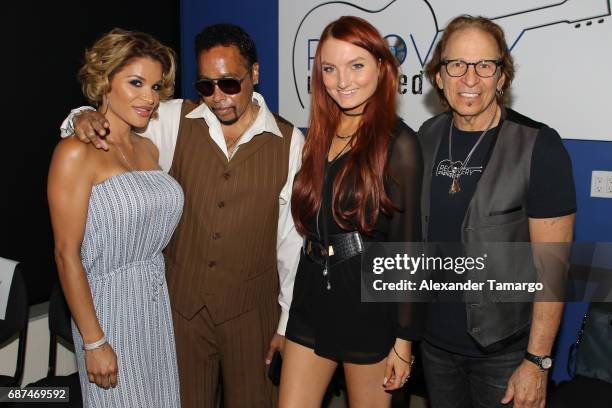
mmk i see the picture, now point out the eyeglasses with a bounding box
[441,59,503,78]
[194,72,249,97]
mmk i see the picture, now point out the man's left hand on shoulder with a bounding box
[501,359,548,408]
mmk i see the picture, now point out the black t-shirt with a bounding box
[425,114,576,356]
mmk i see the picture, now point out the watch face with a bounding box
[541,357,553,369]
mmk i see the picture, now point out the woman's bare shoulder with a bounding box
[50,136,101,179]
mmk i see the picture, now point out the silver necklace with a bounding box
[447,107,498,195]
[227,108,258,160]
[115,141,136,171]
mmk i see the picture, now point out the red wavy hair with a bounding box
[292,16,399,236]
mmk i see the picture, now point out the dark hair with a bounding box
[292,16,398,236]
[424,15,515,105]
[194,23,258,68]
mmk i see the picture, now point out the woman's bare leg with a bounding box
[344,358,392,408]
[279,340,337,408]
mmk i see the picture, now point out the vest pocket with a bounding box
[485,206,525,225]
[489,205,523,216]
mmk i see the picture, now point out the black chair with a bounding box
[0,262,28,387]
[46,284,76,377]
[26,284,82,407]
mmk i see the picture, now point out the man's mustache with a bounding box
[211,104,235,110]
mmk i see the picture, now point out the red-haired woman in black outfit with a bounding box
[280,16,423,407]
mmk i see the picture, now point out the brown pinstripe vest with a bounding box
[164,100,294,324]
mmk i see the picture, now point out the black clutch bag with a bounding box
[267,351,283,386]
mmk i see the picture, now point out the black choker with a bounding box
[341,110,364,117]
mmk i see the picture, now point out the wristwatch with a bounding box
[524,351,553,370]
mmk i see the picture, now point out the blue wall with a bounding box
[181,0,612,384]
[553,140,612,382]
[566,140,612,242]
[180,0,279,107]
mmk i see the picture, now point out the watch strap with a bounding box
[524,351,553,370]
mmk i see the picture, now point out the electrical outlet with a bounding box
[591,171,612,198]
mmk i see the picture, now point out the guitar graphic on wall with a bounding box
[290,0,611,109]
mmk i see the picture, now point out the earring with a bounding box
[496,88,504,97]
[101,96,110,115]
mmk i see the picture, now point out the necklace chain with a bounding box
[335,132,354,140]
[227,108,258,160]
[329,134,354,162]
[115,140,136,172]
[447,107,499,195]
[319,132,354,291]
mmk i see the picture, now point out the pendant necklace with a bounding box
[318,133,354,290]
[448,107,498,195]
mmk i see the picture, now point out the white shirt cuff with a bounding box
[276,309,289,336]
[60,106,96,138]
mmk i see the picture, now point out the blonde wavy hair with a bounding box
[78,28,176,107]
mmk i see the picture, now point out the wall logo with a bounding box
[288,0,440,113]
[279,0,611,140]
[385,34,408,64]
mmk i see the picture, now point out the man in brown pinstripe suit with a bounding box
[64,24,304,408]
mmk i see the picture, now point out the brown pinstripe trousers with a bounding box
[172,298,280,408]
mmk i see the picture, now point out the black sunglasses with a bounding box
[194,72,249,97]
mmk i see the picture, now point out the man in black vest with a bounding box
[418,15,575,408]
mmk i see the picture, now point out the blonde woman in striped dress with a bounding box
[48,29,182,407]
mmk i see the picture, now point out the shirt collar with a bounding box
[184,92,282,138]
